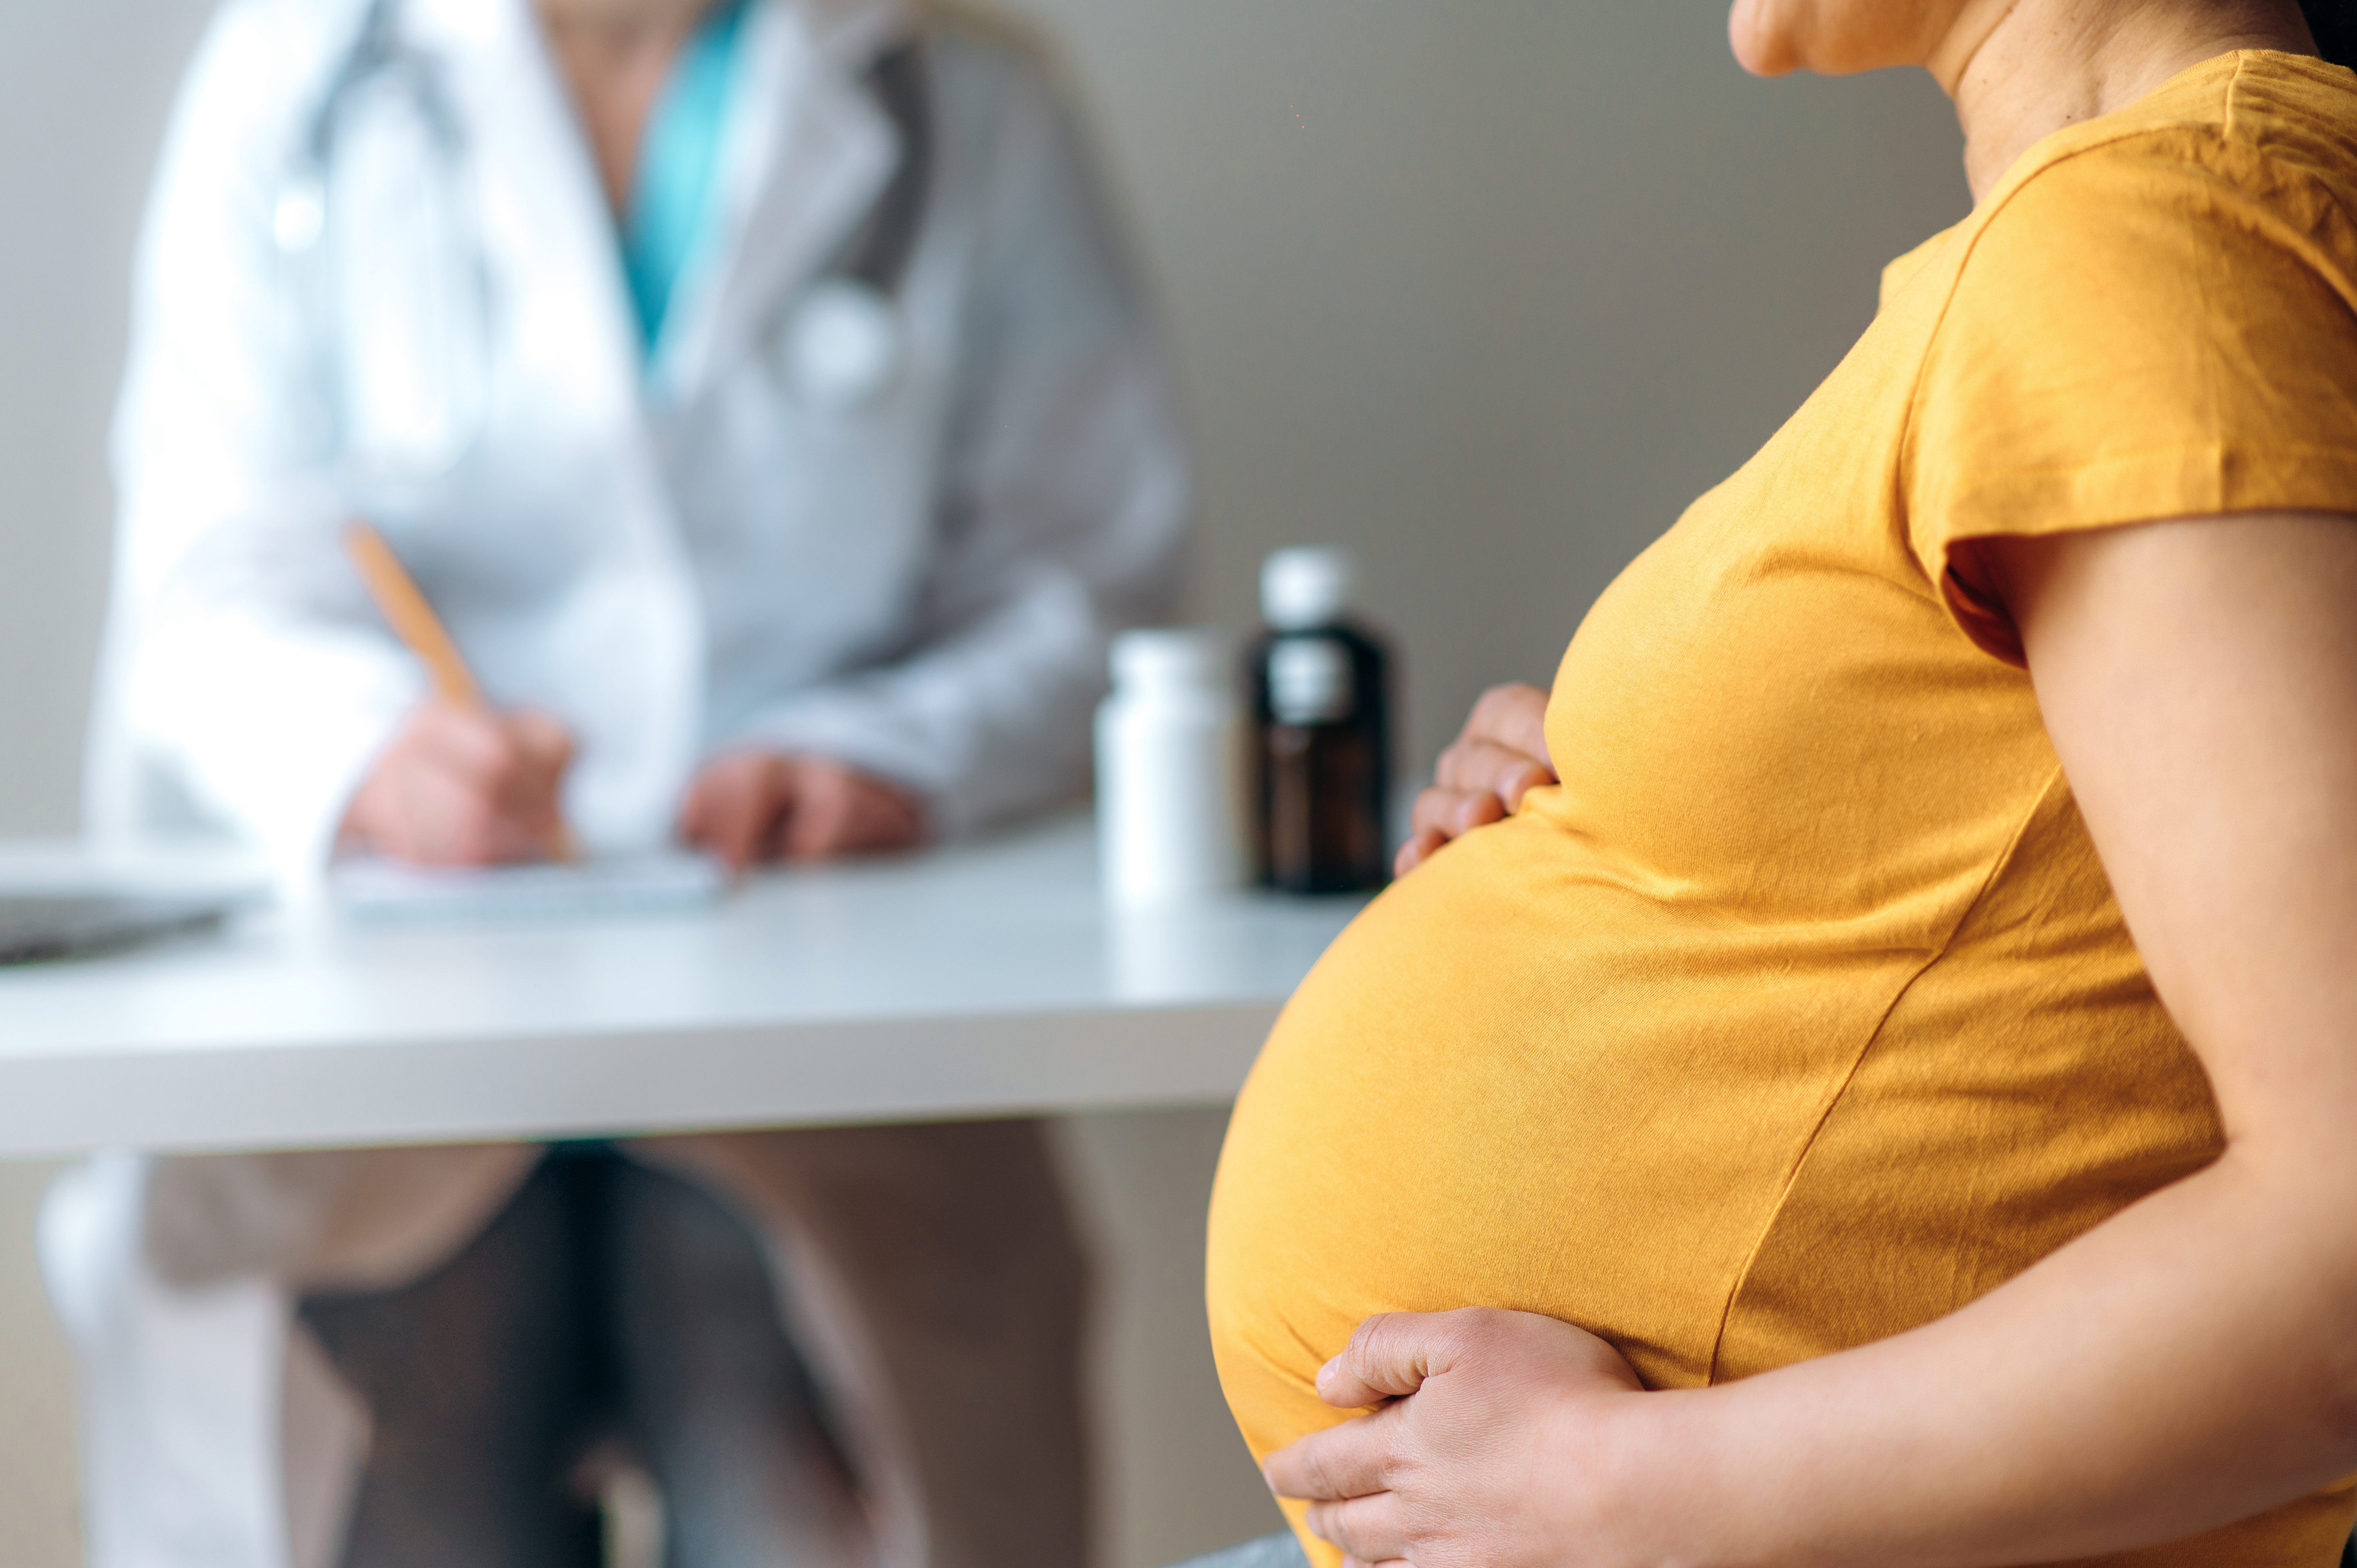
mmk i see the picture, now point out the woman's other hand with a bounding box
[680,751,926,872]
[1394,683,1556,877]
[340,700,575,865]
[1263,1307,1651,1568]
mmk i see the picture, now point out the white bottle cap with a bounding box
[1110,627,1229,691]
[1261,547,1355,631]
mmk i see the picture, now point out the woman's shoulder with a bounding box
[2210,49,2357,175]
[1892,52,2357,629]
[1916,50,2357,365]
[1982,51,2357,254]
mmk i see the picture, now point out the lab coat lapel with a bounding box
[654,0,911,403]
[406,0,646,437]
[398,0,708,849]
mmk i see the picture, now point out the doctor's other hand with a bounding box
[340,701,576,866]
[680,751,927,871]
[1264,1307,1651,1568]
[1394,682,1555,877]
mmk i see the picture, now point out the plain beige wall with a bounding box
[0,1,1968,1564]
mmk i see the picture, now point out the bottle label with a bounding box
[1270,637,1353,724]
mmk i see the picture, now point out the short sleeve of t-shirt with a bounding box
[1903,124,2357,663]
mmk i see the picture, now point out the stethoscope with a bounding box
[274,0,932,477]
[786,38,931,411]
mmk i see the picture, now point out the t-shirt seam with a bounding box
[1702,761,2068,1385]
[1926,438,2357,519]
[2228,57,2357,251]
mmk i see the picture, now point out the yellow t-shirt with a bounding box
[1208,52,2357,1568]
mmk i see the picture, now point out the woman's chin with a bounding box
[1726,0,1940,79]
[1726,0,1803,77]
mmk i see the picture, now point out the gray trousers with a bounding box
[298,1144,858,1568]
[52,1122,1092,1568]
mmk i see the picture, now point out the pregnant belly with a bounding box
[1204,808,1917,1473]
[1203,810,2354,1568]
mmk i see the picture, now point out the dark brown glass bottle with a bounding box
[1249,548,1392,893]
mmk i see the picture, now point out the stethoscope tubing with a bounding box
[280,0,933,433]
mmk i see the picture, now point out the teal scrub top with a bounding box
[622,0,750,351]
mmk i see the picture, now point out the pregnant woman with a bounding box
[1207,0,2357,1563]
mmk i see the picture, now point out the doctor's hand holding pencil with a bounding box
[339,522,581,867]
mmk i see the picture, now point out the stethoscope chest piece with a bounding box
[780,279,905,413]
[776,40,930,416]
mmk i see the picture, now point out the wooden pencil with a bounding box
[343,520,581,861]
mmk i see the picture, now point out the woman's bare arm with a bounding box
[1268,511,2357,1566]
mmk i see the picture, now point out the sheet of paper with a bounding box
[331,853,729,923]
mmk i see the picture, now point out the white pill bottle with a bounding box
[1095,629,1247,906]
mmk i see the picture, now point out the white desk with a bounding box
[0,816,1364,1158]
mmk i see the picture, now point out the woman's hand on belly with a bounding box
[1395,683,1556,877]
[1264,1307,1656,1568]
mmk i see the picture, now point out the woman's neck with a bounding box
[535,0,718,214]
[1934,0,2317,202]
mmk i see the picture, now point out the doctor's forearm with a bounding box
[1605,1149,2357,1566]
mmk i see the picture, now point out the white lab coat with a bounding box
[87,0,1187,874]
[46,0,1184,1561]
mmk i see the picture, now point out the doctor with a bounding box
[43,0,1187,1561]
